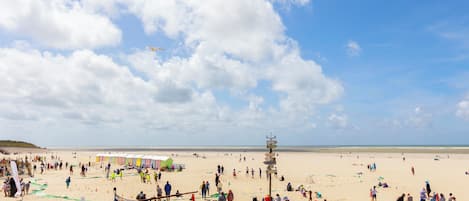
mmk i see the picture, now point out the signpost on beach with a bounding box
[265,134,277,200]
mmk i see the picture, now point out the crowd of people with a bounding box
[370,180,458,201]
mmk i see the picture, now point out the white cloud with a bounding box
[121,0,343,114]
[0,0,121,49]
[328,113,348,129]
[271,0,311,6]
[0,0,344,144]
[456,97,469,120]
[346,40,361,57]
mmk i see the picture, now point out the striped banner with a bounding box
[10,161,22,197]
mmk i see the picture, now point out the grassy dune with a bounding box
[0,140,40,148]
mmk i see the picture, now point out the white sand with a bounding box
[2,150,469,201]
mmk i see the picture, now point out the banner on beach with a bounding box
[10,160,22,197]
[115,194,136,201]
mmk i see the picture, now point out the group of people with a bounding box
[395,192,456,201]
[367,163,377,172]
[245,167,264,179]
[136,181,174,200]
[372,181,458,201]
[2,177,31,197]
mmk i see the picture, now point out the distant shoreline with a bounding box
[45,145,469,154]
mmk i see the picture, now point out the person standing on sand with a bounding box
[156,185,163,198]
[164,181,172,197]
[259,168,262,179]
[439,193,445,201]
[218,191,226,201]
[154,171,158,183]
[227,190,234,201]
[397,193,405,201]
[411,166,415,175]
[370,186,377,201]
[65,176,71,189]
[425,181,432,197]
[251,168,254,178]
[448,193,455,201]
[407,193,413,201]
[206,181,210,196]
[420,188,427,201]
[201,181,206,198]
[215,173,220,186]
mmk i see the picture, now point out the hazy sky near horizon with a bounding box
[0,0,468,146]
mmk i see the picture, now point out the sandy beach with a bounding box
[1,147,469,201]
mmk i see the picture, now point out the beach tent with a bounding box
[95,153,172,170]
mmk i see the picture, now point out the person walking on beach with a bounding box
[370,186,377,201]
[164,181,172,197]
[259,168,262,179]
[206,181,210,196]
[158,171,162,180]
[251,168,254,178]
[65,176,71,189]
[411,166,415,175]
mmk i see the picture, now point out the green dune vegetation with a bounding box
[0,140,42,154]
[0,140,40,148]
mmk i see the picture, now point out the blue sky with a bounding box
[0,0,468,146]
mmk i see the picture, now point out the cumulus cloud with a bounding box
[0,0,121,49]
[0,0,344,144]
[346,40,361,57]
[456,97,469,120]
[121,0,343,114]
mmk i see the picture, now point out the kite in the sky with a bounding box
[148,46,164,52]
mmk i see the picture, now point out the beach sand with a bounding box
[1,148,469,201]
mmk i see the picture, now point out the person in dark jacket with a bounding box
[397,193,405,201]
[164,181,172,196]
